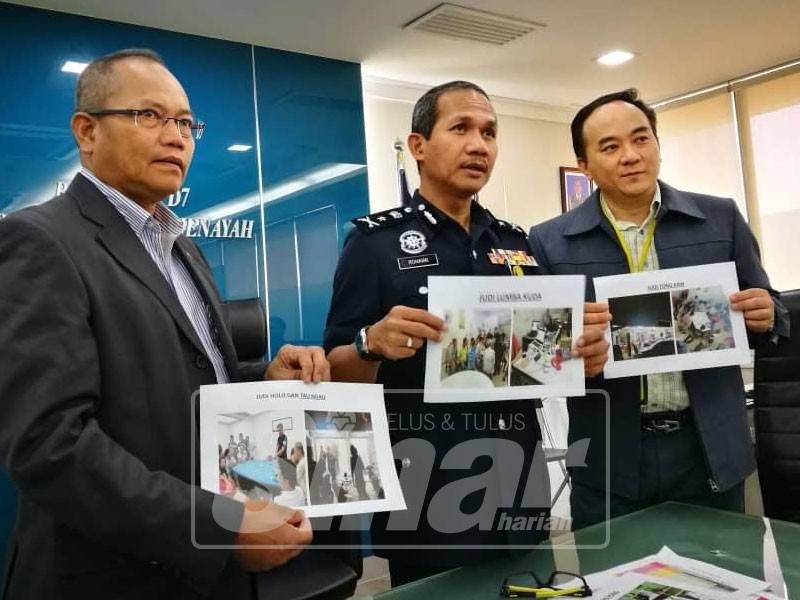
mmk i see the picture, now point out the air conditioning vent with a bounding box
[404,3,545,46]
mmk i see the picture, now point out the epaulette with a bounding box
[351,206,416,233]
[495,218,528,237]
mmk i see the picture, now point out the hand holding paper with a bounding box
[730,288,775,333]
[266,345,330,383]
[234,500,312,571]
[593,262,751,379]
[423,275,586,401]
[575,302,612,377]
[201,382,405,519]
[367,305,445,360]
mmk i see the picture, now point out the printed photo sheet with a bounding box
[594,262,750,379]
[200,381,405,518]
[424,275,585,402]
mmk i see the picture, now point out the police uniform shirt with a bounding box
[324,191,549,565]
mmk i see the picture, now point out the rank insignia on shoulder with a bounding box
[352,207,414,233]
[496,218,528,237]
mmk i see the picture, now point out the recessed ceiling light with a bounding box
[596,50,635,67]
[61,60,88,74]
[227,144,252,152]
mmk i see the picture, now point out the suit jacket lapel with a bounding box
[174,237,240,379]
[69,174,208,358]
[654,182,708,269]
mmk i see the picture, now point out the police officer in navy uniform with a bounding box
[324,81,611,587]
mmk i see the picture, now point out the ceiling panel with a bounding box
[7,0,800,108]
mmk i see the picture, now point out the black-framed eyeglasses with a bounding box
[500,570,592,598]
[86,108,205,140]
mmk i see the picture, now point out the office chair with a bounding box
[753,289,800,523]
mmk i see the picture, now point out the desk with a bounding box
[511,355,581,385]
[374,503,800,599]
[232,459,280,493]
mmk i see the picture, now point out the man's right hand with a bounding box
[233,501,312,572]
[366,305,446,360]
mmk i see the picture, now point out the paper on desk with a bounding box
[199,381,405,518]
[424,275,585,402]
[593,572,783,600]
[594,574,783,600]
[581,546,770,596]
[591,573,731,600]
[762,517,788,598]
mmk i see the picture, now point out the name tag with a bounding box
[397,254,439,270]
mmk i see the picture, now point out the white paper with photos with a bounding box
[594,262,751,379]
[595,573,733,600]
[200,381,405,518]
[581,546,770,597]
[424,275,585,403]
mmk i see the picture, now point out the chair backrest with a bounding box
[0,470,16,564]
[223,298,268,361]
[754,289,800,523]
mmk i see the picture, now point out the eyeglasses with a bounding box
[86,108,205,140]
[500,570,592,598]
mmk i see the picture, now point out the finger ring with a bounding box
[406,336,413,348]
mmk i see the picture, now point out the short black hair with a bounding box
[411,80,491,139]
[278,458,297,487]
[76,48,165,112]
[571,88,658,160]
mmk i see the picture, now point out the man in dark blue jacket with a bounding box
[528,89,790,529]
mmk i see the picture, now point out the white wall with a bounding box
[218,410,304,462]
[362,77,576,232]
[251,410,304,460]
[488,115,576,231]
[657,93,748,219]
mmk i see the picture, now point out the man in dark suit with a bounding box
[528,89,790,530]
[0,49,330,599]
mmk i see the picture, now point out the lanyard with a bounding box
[600,200,657,273]
[600,200,657,404]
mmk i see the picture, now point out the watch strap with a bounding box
[354,326,383,361]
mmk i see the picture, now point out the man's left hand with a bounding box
[265,345,330,383]
[574,302,612,378]
[730,288,774,333]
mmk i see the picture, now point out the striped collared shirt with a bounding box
[601,186,690,413]
[80,168,229,384]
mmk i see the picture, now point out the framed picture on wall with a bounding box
[272,416,293,432]
[560,167,594,213]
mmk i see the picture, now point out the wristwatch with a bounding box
[354,326,383,361]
